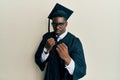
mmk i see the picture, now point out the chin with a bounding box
[55,31,61,35]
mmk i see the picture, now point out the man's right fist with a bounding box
[45,38,55,53]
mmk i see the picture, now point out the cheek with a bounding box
[61,27,66,31]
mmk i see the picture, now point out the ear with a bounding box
[65,21,68,27]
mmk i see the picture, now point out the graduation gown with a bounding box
[35,32,86,80]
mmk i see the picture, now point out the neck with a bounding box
[56,29,66,36]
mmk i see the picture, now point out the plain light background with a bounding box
[0,0,120,80]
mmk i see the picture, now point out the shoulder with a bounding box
[67,32,83,45]
[67,32,80,41]
[43,32,54,36]
[42,32,55,38]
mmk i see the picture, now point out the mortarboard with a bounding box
[47,3,73,32]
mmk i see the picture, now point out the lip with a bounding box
[55,30,61,33]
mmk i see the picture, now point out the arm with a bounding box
[65,58,75,75]
[56,39,86,79]
[35,34,47,71]
[35,33,55,71]
[41,48,50,63]
[71,38,86,79]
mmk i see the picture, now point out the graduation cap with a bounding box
[48,3,73,32]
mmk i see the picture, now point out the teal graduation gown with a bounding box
[35,32,86,80]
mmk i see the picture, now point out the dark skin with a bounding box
[45,17,71,65]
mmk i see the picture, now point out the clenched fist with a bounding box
[56,43,71,65]
[45,38,55,53]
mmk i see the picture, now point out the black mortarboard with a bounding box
[47,3,73,32]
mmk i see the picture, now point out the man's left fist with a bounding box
[56,43,71,65]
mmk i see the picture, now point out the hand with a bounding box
[56,43,71,65]
[45,38,55,53]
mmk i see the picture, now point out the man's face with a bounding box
[52,17,67,36]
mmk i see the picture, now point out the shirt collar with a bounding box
[56,30,68,42]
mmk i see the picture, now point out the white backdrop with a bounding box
[0,0,120,80]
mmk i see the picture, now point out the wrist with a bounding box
[44,48,49,54]
[64,56,71,65]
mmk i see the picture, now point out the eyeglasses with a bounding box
[51,22,65,27]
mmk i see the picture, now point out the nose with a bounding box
[55,25,60,30]
[56,26,60,29]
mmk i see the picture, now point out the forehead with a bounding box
[52,17,66,22]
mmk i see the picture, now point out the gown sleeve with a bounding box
[71,38,87,80]
[35,33,49,71]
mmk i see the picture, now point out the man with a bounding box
[35,3,86,80]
